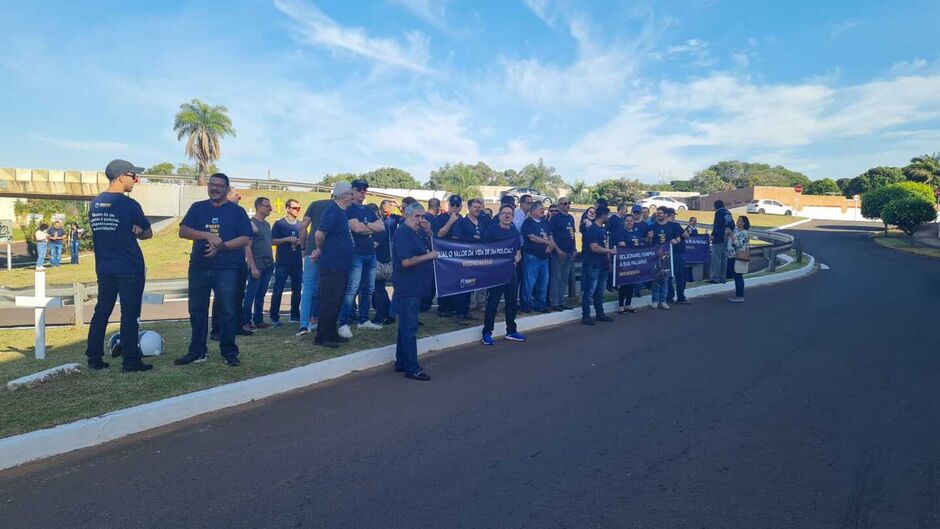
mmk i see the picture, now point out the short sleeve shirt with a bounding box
[550,212,576,254]
[89,192,150,275]
[249,218,274,269]
[392,225,434,298]
[482,222,521,252]
[712,208,734,243]
[317,202,354,271]
[521,217,551,259]
[451,216,484,241]
[47,227,65,244]
[346,202,379,256]
[302,199,332,256]
[583,224,611,269]
[272,218,302,267]
[181,199,252,270]
[650,221,683,247]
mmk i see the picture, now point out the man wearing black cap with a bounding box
[338,179,385,338]
[176,173,252,367]
[432,195,462,318]
[709,200,734,283]
[85,160,154,372]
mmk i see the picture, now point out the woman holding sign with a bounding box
[481,205,527,346]
[614,214,643,314]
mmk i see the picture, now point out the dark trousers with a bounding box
[270,264,302,323]
[618,284,634,308]
[395,296,422,374]
[190,268,239,358]
[316,268,348,343]
[372,278,391,322]
[581,266,607,319]
[727,258,745,298]
[454,292,471,317]
[243,264,274,326]
[86,273,144,366]
[483,272,518,336]
[438,294,456,315]
[213,262,247,334]
[667,253,687,302]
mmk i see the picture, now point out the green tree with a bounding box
[669,180,695,192]
[881,197,937,236]
[517,158,566,198]
[177,163,218,176]
[502,169,520,186]
[836,178,852,194]
[690,169,734,194]
[426,163,482,199]
[861,181,935,230]
[804,178,841,195]
[143,162,175,175]
[902,154,940,186]
[701,160,810,188]
[173,98,236,185]
[319,173,358,187]
[359,167,421,188]
[843,166,905,198]
[568,180,592,204]
[590,178,646,205]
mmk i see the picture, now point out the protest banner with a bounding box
[432,237,517,297]
[684,234,710,264]
[614,243,673,286]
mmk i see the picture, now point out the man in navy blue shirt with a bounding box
[665,208,691,305]
[481,204,527,346]
[393,202,437,381]
[520,202,555,313]
[548,197,576,311]
[649,206,685,310]
[338,179,385,338]
[709,200,734,283]
[614,213,644,314]
[449,197,486,325]
[371,199,398,325]
[581,206,616,325]
[433,195,462,318]
[176,173,252,367]
[86,159,154,372]
[269,198,303,326]
[311,182,355,348]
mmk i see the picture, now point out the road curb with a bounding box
[769,218,813,231]
[0,254,816,471]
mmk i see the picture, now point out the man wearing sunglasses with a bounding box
[85,159,154,372]
[269,198,303,327]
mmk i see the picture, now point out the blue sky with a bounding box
[2,0,939,185]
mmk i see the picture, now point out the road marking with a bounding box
[820,263,830,270]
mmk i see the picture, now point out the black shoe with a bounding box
[559,304,573,310]
[519,308,532,313]
[122,362,153,373]
[666,299,676,304]
[394,364,405,372]
[87,359,110,370]
[676,299,691,305]
[224,357,241,367]
[174,352,207,365]
[438,311,454,318]
[596,314,614,323]
[315,340,339,348]
[454,317,470,326]
[581,317,595,326]
[209,332,219,342]
[539,307,552,313]
[405,370,431,381]
[380,317,396,325]
[333,336,350,343]
[236,328,255,336]
[463,313,479,320]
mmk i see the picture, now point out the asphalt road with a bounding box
[2,221,938,529]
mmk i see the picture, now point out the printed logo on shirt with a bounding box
[211,217,219,224]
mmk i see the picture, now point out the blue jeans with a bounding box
[35,241,47,268]
[270,264,302,323]
[727,258,745,298]
[522,254,549,311]
[86,273,144,366]
[70,239,80,264]
[395,296,422,375]
[189,267,239,359]
[651,276,669,303]
[581,266,607,319]
[340,254,376,325]
[49,243,63,267]
[298,257,320,329]
[243,264,274,325]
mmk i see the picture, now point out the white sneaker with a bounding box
[358,321,382,330]
[659,302,671,310]
[728,297,745,303]
[36,266,45,271]
[650,302,658,310]
[338,325,353,338]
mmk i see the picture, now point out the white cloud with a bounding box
[827,20,860,43]
[732,52,750,68]
[522,0,557,26]
[666,38,715,67]
[389,0,450,30]
[274,0,432,73]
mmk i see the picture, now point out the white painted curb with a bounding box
[769,218,813,231]
[0,254,815,471]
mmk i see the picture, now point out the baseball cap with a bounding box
[632,205,643,213]
[105,159,144,180]
[448,195,463,207]
[350,179,369,190]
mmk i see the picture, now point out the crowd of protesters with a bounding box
[82,159,752,379]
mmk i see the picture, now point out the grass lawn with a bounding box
[675,209,806,229]
[872,230,940,259]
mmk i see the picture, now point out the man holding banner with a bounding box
[581,206,616,325]
[481,204,526,346]
[649,207,685,310]
[393,202,437,381]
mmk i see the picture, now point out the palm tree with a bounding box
[903,153,940,186]
[569,180,591,204]
[173,99,236,185]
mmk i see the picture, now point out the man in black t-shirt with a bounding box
[295,198,332,336]
[86,160,154,372]
[709,200,734,283]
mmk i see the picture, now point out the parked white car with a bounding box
[746,199,794,216]
[638,196,688,211]
[501,187,553,206]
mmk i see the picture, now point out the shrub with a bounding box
[804,178,841,195]
[861,181,936,230]
[881,197,937,236]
